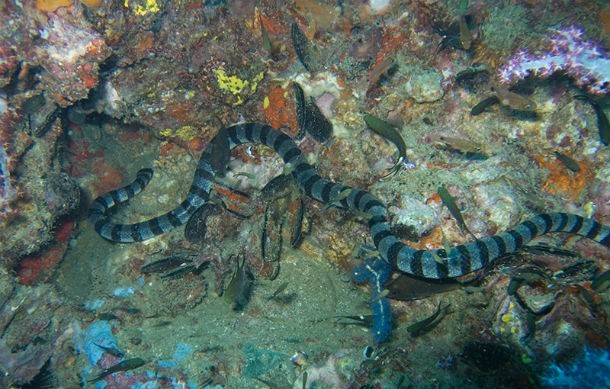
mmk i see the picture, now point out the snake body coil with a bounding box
[89,123,610,279]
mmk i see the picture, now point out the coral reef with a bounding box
[0,145,18,218]
[0,0,608,387]
[499,25,610,94]
[0,267,76,387]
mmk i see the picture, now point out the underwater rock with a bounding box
[515,284,556,315]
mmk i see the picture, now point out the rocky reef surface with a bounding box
[0,0,609,387]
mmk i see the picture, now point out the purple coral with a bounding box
[498,26,610,94]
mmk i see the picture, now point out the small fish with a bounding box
[201,128,230,176]
[457,15,472,50]
[95,312,124,324]
[350,208,373,221]
[335,314,375,328]
[434,135,487,159]
[370,288,390,303]
[184,203,222,244]
[471,96,499,115]
[553,151,580,173]
[293,82,308,140]
[494,87,537,111]
[455,63,490,92]
[386,274,459,301]
[365,56,395,93]
[259,15,276,57]
[363,114,410,178]
[407,302,450,337]
[141,256,192,274]
[437,186,476,240]
[574,95,610,146]
[225,255,254,311]
[261,202,285,270]
[291,23,313,72]
[319,188,352,213]
[94,343,125,358]
[260,174,294,201]
[293,82,333,142]
[88,357,146,383]
[116,306,142,315]
[289,198,306,248]
[267,281,289,300]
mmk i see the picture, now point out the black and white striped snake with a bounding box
[89,123,610,279]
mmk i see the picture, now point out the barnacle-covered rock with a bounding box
[0,267,76,387]
[515,284,557,315]
[399,64,445,103]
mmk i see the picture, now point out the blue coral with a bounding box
[541,347,610,388]
[351,256,394,344]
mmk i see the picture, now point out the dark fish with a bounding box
[291,23,313,72]
[24,93,59,137]
[363,114,409,177]
[260,174,294,201]
[471,96,499,115]
[225,255,254,311]
[141,255,201,279]
[574,95,610,145]
[335,314,375,328]
[94,343,125,358]
[455,63,489,92]
[293,82,307,140]
[261,202,285,270]
[293,82,333,142]
[289,198,306,248]
[437,185,475,239]
[506,267,549,296]
[267,281,289,300]
[116,307,142,315]
[161,263,198,279]
[522,243,579,258]
[141,256,191,274]
[385,274,459,301]
[88,357,146,383]
[184,203,221,244]
[407,302,450,337]
[201,128,230,176]
[303,94,333,142]
[96,312,124,324]
[553,151,580,173]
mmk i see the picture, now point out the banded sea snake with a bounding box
[89,123,610,280]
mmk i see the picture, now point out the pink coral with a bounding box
[499,26,610,94]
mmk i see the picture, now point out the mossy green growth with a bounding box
[480,3,531,53]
